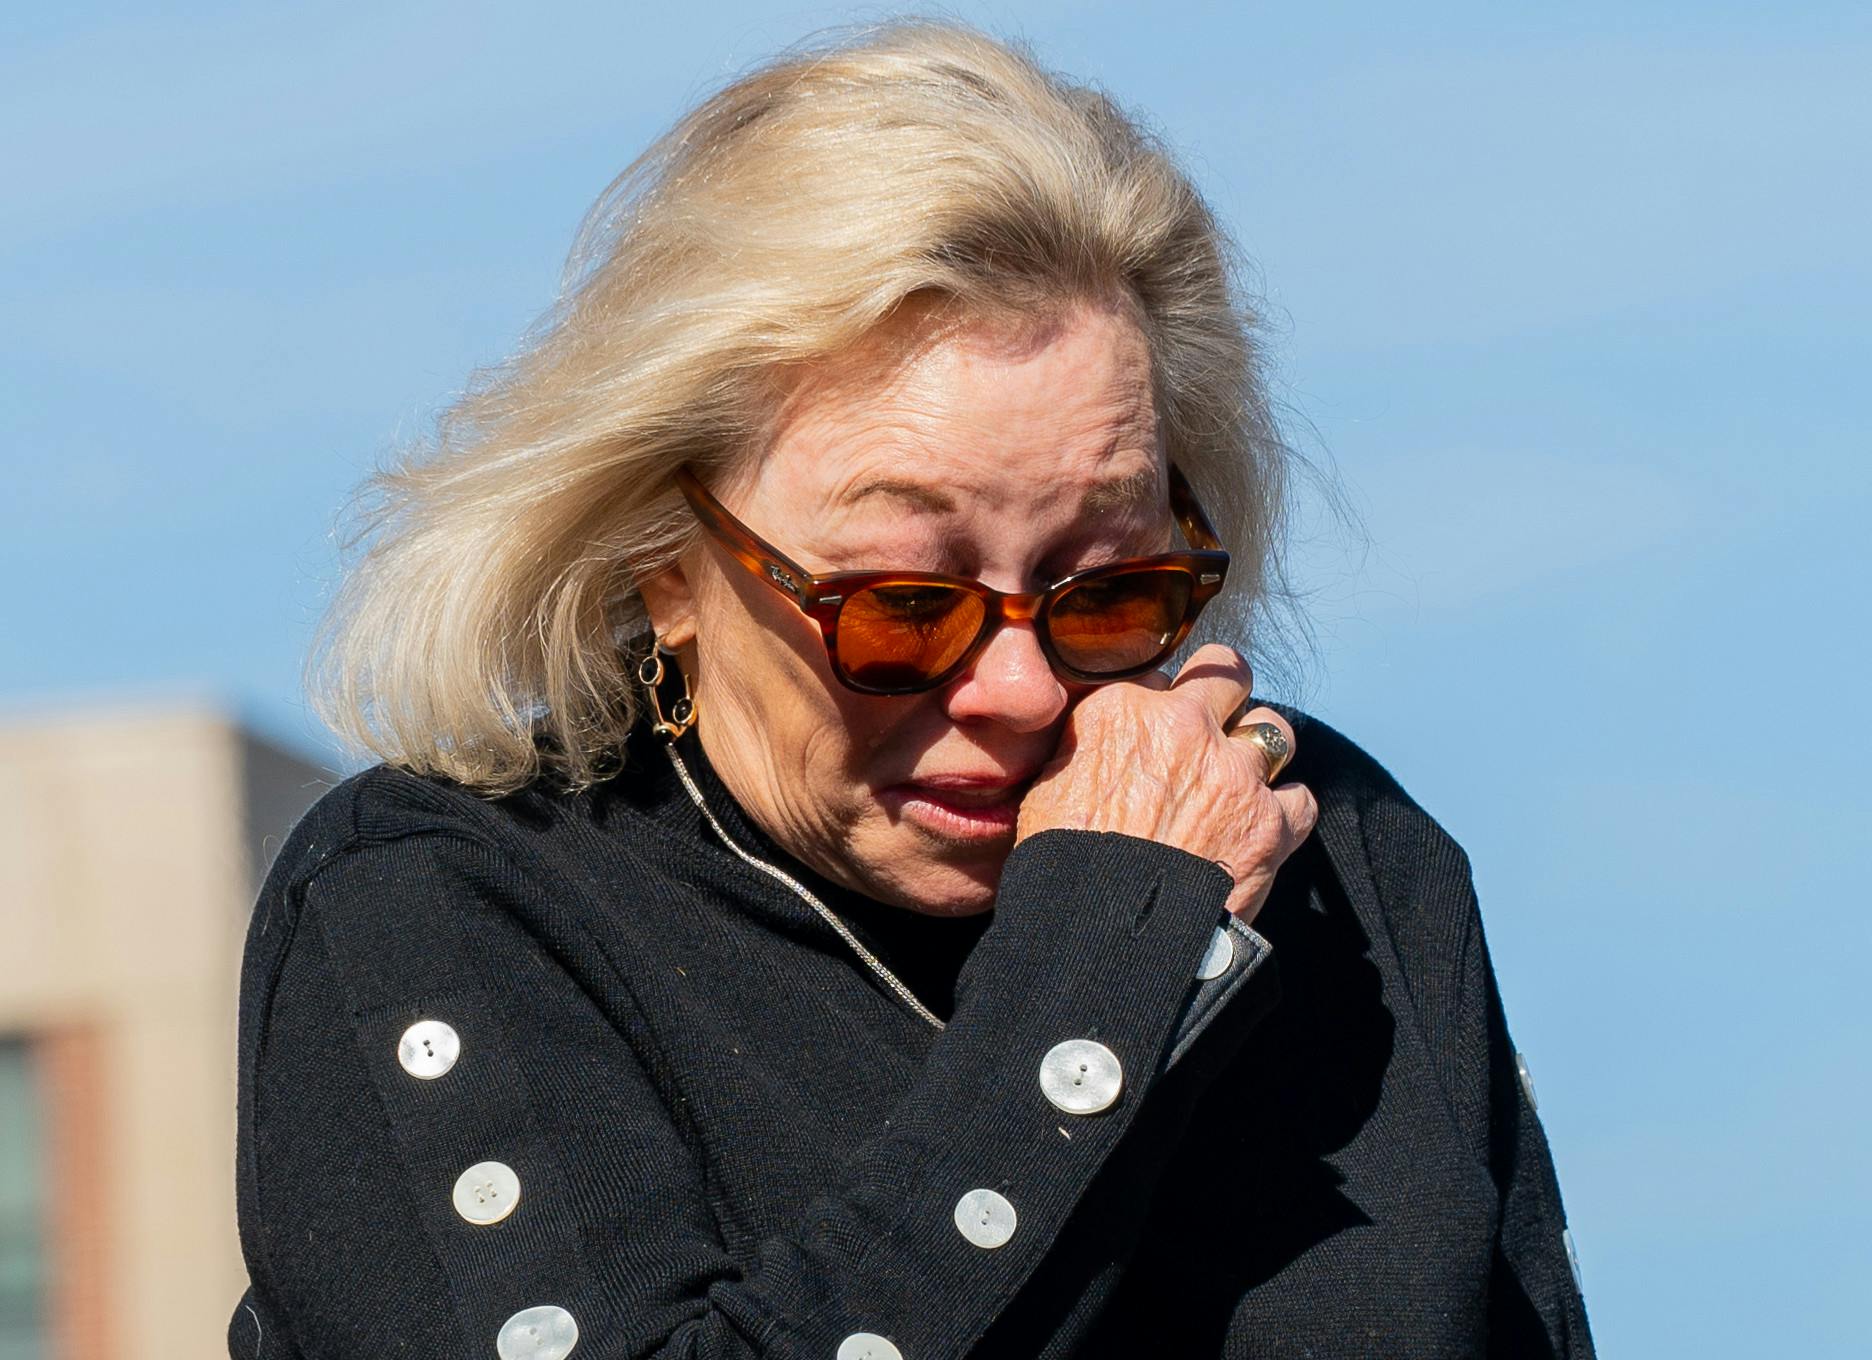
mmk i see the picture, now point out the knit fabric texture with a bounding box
[228,703,1597,1358]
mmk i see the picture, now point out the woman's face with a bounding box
[641,295,1174,916]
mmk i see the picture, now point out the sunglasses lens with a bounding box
[838,583,987,690]
[1048,568,1192,675]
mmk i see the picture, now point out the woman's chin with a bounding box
[857,830,1005,917]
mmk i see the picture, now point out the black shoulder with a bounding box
[1262,701,1458,836]
[258,761,513,898]
[1259,698,1480,940]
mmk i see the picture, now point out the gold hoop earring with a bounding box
[637,643,697,740]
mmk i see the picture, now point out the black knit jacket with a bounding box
[228,703,1597,1358]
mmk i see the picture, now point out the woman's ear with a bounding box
[637,561,699,650]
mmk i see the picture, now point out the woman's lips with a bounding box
[880,778,1030,839]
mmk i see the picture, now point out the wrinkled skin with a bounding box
[639,294,1316,921]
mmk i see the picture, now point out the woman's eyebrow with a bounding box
[839,469,1160,516]
[840,477,958,513]
[1079,467,1160,515]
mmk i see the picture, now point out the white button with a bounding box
[398,1019,461,1079]
[1516,1051,1539,1112]
[953,1188,1017,1248]
[452,1160,521,1225]
[1196,927,1235,980]
[497,1304,579,1359]
[836,1334,904,1360]
[1562,1227,1583,1294]
[1038,1039,1123,1115]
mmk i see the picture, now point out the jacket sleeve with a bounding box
[1479,913,1598,1359]
[229,820,1280,1360]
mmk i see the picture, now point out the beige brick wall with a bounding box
[0,705,329,1359]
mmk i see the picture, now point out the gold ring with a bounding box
[1232,720,1292,785]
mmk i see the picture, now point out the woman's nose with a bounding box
[941,619,1068,732]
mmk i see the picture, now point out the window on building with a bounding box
[0,1037,47,1360]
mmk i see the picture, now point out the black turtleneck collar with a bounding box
[626,718,993,1023]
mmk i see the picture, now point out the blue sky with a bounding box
[4,3,1867,1351]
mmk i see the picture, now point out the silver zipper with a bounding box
[664,740,947,1032]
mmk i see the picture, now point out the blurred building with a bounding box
[0,704,329,1360]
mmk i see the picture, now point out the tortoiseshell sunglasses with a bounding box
[674,463,1230,696]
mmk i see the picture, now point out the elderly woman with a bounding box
[229,20,1595,1360]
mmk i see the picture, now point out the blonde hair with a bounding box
[310,17,1341,793]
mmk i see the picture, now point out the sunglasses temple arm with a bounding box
[1168,464,1224,552]
[677,467,825,604]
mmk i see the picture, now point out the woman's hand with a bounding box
[1015,644,1318,925]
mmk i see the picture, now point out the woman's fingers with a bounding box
[1220,780,1320,919]
[1269,779,1320,844]
[1166,643,1255,728]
